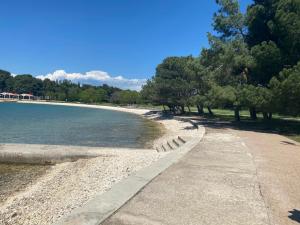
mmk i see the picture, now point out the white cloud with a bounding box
[36,70,147,91]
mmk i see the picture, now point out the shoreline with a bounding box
[16,100,152,115]
[16,100,200,151]
[0,101,205,225]
[0,101,165,165]
[17,100,165,151]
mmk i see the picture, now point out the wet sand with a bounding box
[0,163,50,204]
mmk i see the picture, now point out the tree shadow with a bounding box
[143,111,174,121]
[143,110,300,143]
[185,113,300,143]
[289,209,300,223]
[281,141,298,146]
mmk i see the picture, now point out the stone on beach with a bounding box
[0,150,166,225]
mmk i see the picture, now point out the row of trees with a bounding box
[0,71,141,105]
[141,0,300,120]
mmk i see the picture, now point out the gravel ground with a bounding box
[0,164,50,204]
[0,150,166,225]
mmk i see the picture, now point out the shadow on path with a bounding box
[181,113,300,143]
[289,209,300,223]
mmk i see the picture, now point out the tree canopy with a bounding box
[2,0,300,120]
[141,0,300,120]
[0,71,141,105]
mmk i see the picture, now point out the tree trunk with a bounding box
[207,107,213,115]
[169,105,175,114]
[268,112,272,120]
[234,107,240,121]
[173,106,178,114]
[181,105,185,114]
[197,104,204,115]
[249,107,257,120]
[162,105,166,111]
[187,106,191,112]
[263,112,268,120]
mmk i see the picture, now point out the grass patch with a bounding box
[183,107,300,143]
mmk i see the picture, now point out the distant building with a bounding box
[20,94,34,100]
[0,92,35,100]
[0,92,19,99]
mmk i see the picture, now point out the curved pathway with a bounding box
[102,127,270,225]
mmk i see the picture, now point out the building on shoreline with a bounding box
[0,92,35,100]
[20,94,34,100]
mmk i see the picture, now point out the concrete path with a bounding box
[238,130,300,225]
[102,128,270,225]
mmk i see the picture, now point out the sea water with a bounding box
[0,103,160,148]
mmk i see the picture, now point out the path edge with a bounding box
[54,123,205,225]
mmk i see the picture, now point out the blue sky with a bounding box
[0,0,252,89]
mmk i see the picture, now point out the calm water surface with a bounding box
[0,103,160,148]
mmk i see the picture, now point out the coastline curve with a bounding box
[0,101,205,225]
[54,114,205,225]
[0,101,160,164]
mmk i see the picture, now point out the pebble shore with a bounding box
[0,150,166,225]
[0,164,50,204]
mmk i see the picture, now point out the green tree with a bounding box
[79,88,107,103]
[201,0,252,120]
[270,61,300,116]
[250,41,282,85]
[213,0,246,40]
[0,70,11,92]
[240,85,274,120]
[110,90,141,105]
[247,0,300,66]
[118,90,141,105]
[149,56,197,114]
[13,74,43,95]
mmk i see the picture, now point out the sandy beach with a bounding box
[0,101,203,225]
[17,101,151,115]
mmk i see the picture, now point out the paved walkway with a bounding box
[102,128,270,225]
[238,130,300,225]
